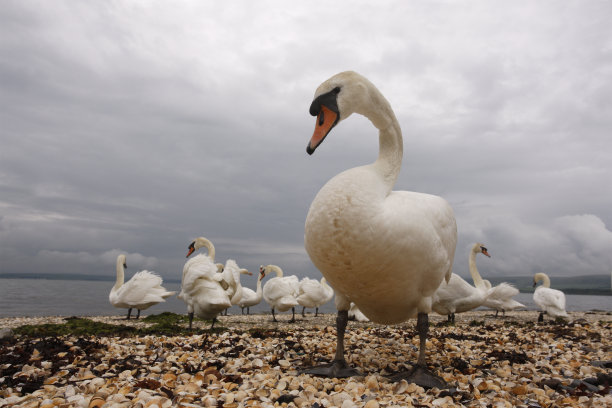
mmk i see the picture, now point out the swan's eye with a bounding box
[318,110,325,126]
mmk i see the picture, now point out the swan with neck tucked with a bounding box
[303,71,457,387]
[260,264,300,322]
[533,272,568,321]
[178,237,232,329]
[109,254,175,319]
[432,243,491,322]
[297,277,334,317]
[238,268,265,314]
[221,259,252,315]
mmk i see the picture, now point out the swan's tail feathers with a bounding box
[505,299,525,310]
[276,296,299,311]
[131,270,164,286]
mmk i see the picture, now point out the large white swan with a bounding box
[238,268,265,314]
[303,71,457,387]
[297,277,334,317]
[432,243,491,322]
[178,237,232,329]
[260,264,300,322]
[533,272,568,321]
[109,254,175,319]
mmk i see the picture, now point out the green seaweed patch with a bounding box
[468,320,485,327]
[142,312,191,325]
[14,318,134,337]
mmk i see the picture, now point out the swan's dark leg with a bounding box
[495,309,499,318]
[315,307,319,317]
[136,309,141,319]
[450,313,455,323]
[241,307,244,315]
[289,307,296,323]
[502,309,506,317]
[247,307,250,315]
[126,308,132,320]
[300,310,361,378]
[388,313,447,389]
[302,306,306,317]
[538,311,545,322]
[447,314,452,323]
[272,308,277,322]
[188,312,194,329]
[210,317,217,330]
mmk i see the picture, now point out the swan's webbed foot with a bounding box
[388,365,447,389]
[300,359,361,378]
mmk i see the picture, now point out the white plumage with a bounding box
[533,272,568,321]
[297,277,334,317]
[238,269,264,314]
[303,71,457,385]
[260,264,299,322]
[178,237,232,328]
[482,280,525,316]
[348,303,369,322]
[109,254,175,319]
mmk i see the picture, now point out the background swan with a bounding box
[297,277,334,317]
[260,264,299,322]
[238,268,264,314]
[348,303,369,322]
[220,259,251,315]
[482,279,525,317]
[533,272,568,321]
[432,243,491,322]
[109,254,175,319]
[178,237,232,329]
[303,71,457,387]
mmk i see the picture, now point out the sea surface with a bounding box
[0,278,610,318]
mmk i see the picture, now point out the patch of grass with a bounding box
[12,314,226,338]
[468,320,485,327]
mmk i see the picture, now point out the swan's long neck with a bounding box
[255,273,263,296]
[268,265,283,277]
[196,237,215,261]
[535,273,551,288]
[114,258,125,290]
[469,246,485,289]
[366,92,403,192]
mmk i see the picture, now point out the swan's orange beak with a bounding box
[186,246,195,258]
[482,249,491,257]
[307,105,338,155]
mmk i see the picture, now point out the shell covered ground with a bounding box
[0,310,611,407]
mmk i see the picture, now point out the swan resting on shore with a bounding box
[297,277,334,317]
[109,254,175,319]
[260,264,299,322]
[303,71,457,388]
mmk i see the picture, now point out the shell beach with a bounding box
[1,310,610,407]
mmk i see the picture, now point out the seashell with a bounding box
[88,397,106,408]
[511,384,528,395]
[365,375,379,391]
[364,400,379,408]
[393,379,408,394]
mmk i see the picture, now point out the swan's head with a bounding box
[241,268,252,276]
[307,71,385,155]
[187,236,213,258]
[117,254,127,269]
[475,243,491,257]
[259,265,267,278]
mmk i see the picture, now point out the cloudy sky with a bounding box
[1,1,611,284]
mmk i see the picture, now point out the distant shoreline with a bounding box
[2,273,610,295]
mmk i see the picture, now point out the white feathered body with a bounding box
[306,169,457,324]
[534,286,568,318]
[239,276,263,309]
[482,282,525,311]
[297,277,334,309]
[432,273,489,316]
[179,254,232,319]
[263,275,300,312]
[109,270,174,310]
[348,302,369,322]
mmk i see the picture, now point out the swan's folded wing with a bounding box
[488,282,519,300]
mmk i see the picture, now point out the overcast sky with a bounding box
[1,1,611,285]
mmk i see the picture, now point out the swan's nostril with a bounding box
[319,110,325,126]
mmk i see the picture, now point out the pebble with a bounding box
[0,310,610,407]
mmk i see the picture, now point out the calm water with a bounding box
[0,278,610,318]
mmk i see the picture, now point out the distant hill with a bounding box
[482,274,611,296]
[0,272,182,284]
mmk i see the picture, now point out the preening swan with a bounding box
[260,264,300,322]
[533,272,568,321]
[481,279,524,317]
[238,268,265,314]
[432,243,491,322]
[178,237,232,329]
[303,71,457,387]
[297,277,334,317]
[109,254,175,319]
